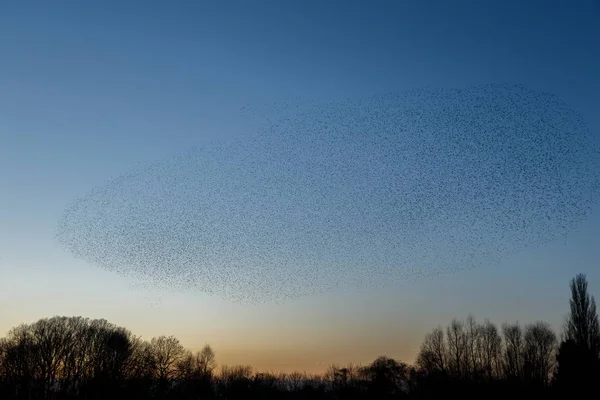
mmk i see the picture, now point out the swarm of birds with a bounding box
[56,83,600,304]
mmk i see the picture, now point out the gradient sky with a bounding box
[1,0,600,373]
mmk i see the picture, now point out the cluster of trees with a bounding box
[0,273,599,399]
[0,317,216,399]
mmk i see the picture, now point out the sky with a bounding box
[1,0,600,373]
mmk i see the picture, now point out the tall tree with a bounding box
[149,335,186,381]
[477,319,503,380]
[446,319,466,379]
[554,274,600,394]
[416,327,447,375]
[197,344,216,378]
[566,274,600,355]
[502,322,524,381]
[522,322,556,386]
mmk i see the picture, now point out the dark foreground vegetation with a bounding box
[1,274,599,400]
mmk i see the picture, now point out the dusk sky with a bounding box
[1,0,600,373]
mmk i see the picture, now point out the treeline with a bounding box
[1,274,599,399]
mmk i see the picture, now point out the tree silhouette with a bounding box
[553,273,600,395]
[477,319,503,380]
[361,356,409,397]
[197,344,216,378]
[501,322,524,381]
[521,322,556,386]
[0,273,598,399]
[416,326,446,375]
[566,274,600,355]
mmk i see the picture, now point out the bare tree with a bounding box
[148,335,186,381]
[286,371,307,391]
[197,344,216,378]
[477,319,503,380]
[30,317,67,395]
[125,337,154,381]
[218,364,253,391]
[446,319,466,378]
[464,315,480,379]
[175,344,216,382]
[419,318,502,383]
[416,326,447,374]
[361,356,409,396]
[2,324,39,398]
[325,363,363,391]
[502,322,524,380]
[253,371,280,392]
[59,317,90,394]
[522,321,556,386]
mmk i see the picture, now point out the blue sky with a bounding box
[1,0,599,372]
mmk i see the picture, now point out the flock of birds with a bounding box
[56,83,600,304]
